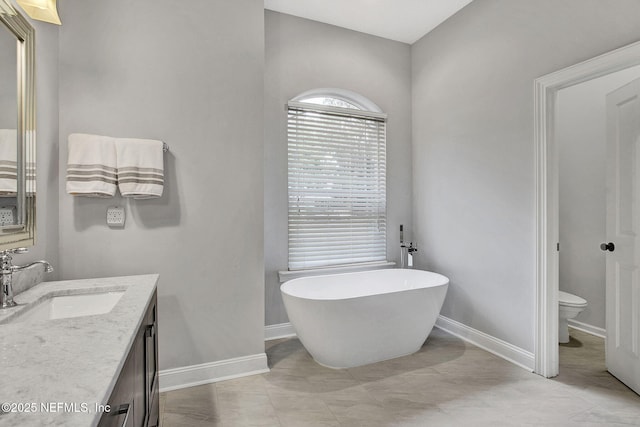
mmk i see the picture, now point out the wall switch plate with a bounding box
[0,206,15,226]
[107,206,125,227]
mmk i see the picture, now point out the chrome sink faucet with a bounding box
[0,248,53,309]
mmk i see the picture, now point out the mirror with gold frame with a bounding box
[0,0,35,249]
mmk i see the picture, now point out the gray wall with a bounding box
[57,0,265,370]
[411,0,640,352]
[264,11,413,325]
[557,65,640,331]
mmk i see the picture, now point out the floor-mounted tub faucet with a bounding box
[0,248,53,309]
[401,241,418,268]
[400,225,418,268]
[407,242,418,267]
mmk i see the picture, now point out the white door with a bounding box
[605,77,640,394]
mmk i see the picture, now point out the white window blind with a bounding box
[287,101,387,270]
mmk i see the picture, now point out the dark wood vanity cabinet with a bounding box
[98,292,159,427]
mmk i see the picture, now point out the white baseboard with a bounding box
[265,322,296,341]
[568,319,606,339]
[435,315,535,372]
[159,353,269,393]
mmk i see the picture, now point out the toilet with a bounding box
[558,290,588,343]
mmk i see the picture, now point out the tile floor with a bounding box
[160,328,640,426]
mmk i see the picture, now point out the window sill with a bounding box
[278,261,396,284]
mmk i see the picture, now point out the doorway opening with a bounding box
[555,66,640,384]
[534,39,640,387]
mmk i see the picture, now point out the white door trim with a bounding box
[534,39,640,378]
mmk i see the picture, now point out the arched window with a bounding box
[287,89,387,270]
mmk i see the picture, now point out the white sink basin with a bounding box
[11,292,125,323]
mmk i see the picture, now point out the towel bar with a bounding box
[162,142,169,152]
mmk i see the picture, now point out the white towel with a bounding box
[0,129,18,196]
[115,138,164,199]
[26,158,35,196]
[66,133,117,197]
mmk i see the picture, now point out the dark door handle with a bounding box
[600,242,615,252]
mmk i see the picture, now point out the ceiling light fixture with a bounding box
[16,0,61,25]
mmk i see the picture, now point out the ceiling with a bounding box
[264,0,474,44]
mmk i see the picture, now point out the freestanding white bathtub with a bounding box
[280,269,449,369]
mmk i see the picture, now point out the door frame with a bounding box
[534,40,640,378]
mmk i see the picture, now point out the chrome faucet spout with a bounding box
[13,260,54,273]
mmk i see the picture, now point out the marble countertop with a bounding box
[0,274,159,427]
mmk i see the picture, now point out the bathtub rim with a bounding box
[280,268,449,301]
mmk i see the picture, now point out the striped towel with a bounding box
[115,138,164,199]
[26,159,35,196]
[0,129,17,196]
[66,133,117,197]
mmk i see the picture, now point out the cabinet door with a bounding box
[144,295,159,427]
[98,350,135,427]
[99,291,159,427]
[133,322,146,427]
